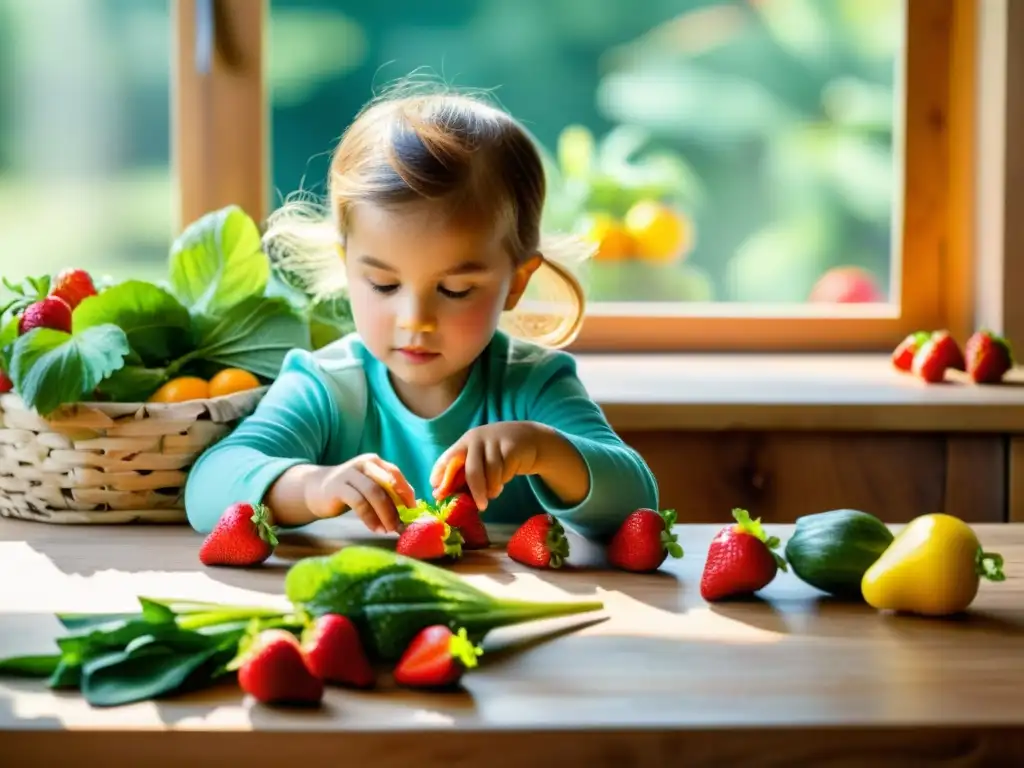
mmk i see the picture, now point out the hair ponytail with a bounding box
[261,192,347,299]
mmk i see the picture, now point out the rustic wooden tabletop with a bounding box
[0,516,1022,767]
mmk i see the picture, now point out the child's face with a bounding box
[344,203,534,392]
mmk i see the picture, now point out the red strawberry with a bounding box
[0,370,12,394]
[393,625,482,689]
[607,508,684,573]
[507,513,569,569]
[235,629,323,705]
[302,614,375,688]
[199,501,279,567]
[891,331,931,372]
[396,514,463,560]
[965,330,1014,383]
[17,296,72,335]
[441,493,490,549]
[49,268,97,310]
[911,330,965,383]
[700,508,787,602]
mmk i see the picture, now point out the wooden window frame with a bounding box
[173,0,1017,354]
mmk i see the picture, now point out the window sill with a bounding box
[574,353,1024,433]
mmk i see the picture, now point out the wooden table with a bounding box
[0,517,1022,766]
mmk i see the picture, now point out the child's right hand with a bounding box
[304,454,416,534]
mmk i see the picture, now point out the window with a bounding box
[179,0,979,352]
[0,0,174,286]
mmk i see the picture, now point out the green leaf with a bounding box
[10,325,130,415]
[72,281,193,366]
[138,597,177,624]
[308,293,355,349]
[0,314,20,371]
[80,644,228,707]
[170,204,270,315]
[56,612,143,631]
[48,659,82,689]
[95,365,167,403]
[0,653,61,677]
[191,296,310,379]
[56,617,182,663]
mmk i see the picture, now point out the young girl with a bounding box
[183,88,659,541]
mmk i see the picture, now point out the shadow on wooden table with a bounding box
[0,681,65,728]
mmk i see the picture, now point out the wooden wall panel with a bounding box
[619,431,1006,524]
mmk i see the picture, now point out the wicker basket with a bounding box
[0,388,267,524]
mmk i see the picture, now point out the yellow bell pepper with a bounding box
[861,513,1006,617]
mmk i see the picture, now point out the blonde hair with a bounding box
[263,83,591,349]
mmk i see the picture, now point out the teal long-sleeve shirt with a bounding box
[183,331,659,539]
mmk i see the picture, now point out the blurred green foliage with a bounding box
[0,0,902,308]
[268,0,902,305]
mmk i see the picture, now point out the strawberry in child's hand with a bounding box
[507,513,569,569]
[302,614,375,688]
[396,513,463,560]
[891,331,931,372]
[911,330,965,383]
[607,508,684,573]
[17,296,72,335]
[49,268,97,310]
[0,370,12,394]
[441,492,490,549]
[965,329,1014,383]
[393,625,483,689]
[234,629,324,705]
[199,501,279,567]
[700,508,787,602]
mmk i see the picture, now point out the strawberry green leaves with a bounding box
[732,507,787,571]
[11,325,131,415]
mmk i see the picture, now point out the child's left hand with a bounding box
[429,421,549,512]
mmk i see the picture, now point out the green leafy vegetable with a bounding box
[10,325,131,415]
[0,653,62,677]
[285,546,605,660]
[185,296,310,379]
[0,597,297,707]
[0,549,604,706]
[72,281,193,366]
[95,364,168,402]
[170,204,270,315]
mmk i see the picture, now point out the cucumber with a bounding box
[784,509,894,599]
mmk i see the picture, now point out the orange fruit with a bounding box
[624,200,692,263]
[208,368,261,398]
[584,213,636,262]
[148,376,210,404]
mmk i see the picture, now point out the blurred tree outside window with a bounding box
[268,0,903,310]
[0,0,173,287]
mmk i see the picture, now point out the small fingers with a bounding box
[463,440,490,511]
[484,439,505,500]
[368,457,417,509]
[349,471,400,534]
[432,450,467,499]
[333,481,380,533]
